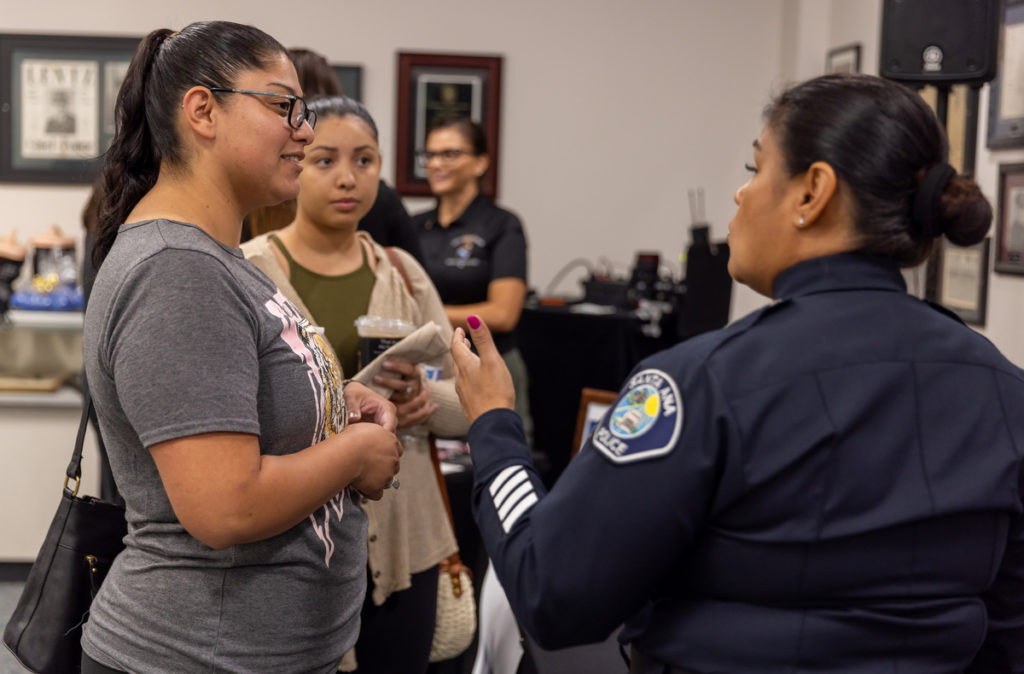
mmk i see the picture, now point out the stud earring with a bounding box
[798,215,805,226]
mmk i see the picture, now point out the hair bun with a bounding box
[937,176,992,247]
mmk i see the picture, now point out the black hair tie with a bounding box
[911,163,956,238]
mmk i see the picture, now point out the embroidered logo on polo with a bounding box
[593,368,683,464]
[445,234,487,268]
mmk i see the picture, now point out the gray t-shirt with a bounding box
[81,220,366,673]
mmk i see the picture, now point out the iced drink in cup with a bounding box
[353,315,416,373]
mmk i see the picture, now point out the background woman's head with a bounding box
[295,96,381,230]
[763,73,990,267]
[289,48,342,100]
[96,21,297,264]
[422,115,489,198]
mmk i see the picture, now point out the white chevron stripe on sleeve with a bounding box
[489,465,524,496]
[502,492,539,533]
[497,480,534,521]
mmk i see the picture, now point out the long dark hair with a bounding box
[289,48,342,99]
[765,74,991,267]
[94,21,286,267]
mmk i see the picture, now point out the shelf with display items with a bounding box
[6,226,84,313]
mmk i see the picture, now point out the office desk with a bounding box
[518,304,677,483]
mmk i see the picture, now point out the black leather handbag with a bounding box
[3,387,126,674]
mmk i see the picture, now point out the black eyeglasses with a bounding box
[207,87,317,130]
[415,148,473,167]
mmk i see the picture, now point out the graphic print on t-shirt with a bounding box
[264,291,349,566]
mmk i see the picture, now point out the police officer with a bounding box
[449,73,1024,674]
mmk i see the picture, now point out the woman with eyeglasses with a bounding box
[242,95,470,674]
[82,21,400,674]
[449,74,1024,673]
[412,116,534,446]
[243,48,425,265]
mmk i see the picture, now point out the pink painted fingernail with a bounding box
[467,315,481,329]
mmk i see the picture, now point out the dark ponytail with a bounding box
[765,74,991,267]
[94,29,170,268]
[93,21,286,267]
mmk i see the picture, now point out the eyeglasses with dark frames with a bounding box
[415,148,474,168]
[206,87,317,130]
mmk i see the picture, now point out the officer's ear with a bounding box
[793,161,838,231]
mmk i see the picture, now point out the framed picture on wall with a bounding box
[936,238,990,325]
[331,64,362,101]
[918,84,979,176]
[915,84,982,300]
[572,388,617,459]
[995,162,1024,274]
[987,0,1024,149]
[394,52,502,199]
[0,33,140,183]
[825,43,861,74]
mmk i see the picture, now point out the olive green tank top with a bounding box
[270,234,375,376]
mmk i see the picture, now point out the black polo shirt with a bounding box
[413,195,527,351]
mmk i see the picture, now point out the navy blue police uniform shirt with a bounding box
[467,252,1024,673]
[413,195,527,353]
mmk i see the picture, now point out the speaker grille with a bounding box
[880,0,1000,83]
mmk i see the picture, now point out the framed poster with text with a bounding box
[0,33,140,183]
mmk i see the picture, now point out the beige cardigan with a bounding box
[242,232,465,606]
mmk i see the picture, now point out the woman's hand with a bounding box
[343,381,397,432]
[339,422,402,500]
[374,359,439,428]
[450,316,515,424]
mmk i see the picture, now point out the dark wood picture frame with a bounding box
[936,238,991,325]
[331,64,362,102]
[394,52,502,199]
[0,33,140,184]
[571,388,618,460]
[987,0,1024,149]
[995,162,1024,274]
[826,43,861,74]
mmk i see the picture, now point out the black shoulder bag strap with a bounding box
[64,386,93,497]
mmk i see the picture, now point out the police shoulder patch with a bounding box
[592,368,683,464]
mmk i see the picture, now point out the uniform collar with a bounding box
[425,193,488,230]
[772,252,907,301]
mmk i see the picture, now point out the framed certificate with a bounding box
[987,0,1024,149]
[394,52,502,199]
[995,162,1024,274]
[0,33,140,183]
[937,238,991,325]
[331,64,362,102]
[825,43,861,74]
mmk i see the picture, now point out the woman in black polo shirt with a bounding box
[412,115,533,443]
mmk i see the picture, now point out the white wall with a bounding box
[0,0,783,295]
[1,0,1020,361]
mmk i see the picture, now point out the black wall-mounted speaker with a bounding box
[880,0,1001,84]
